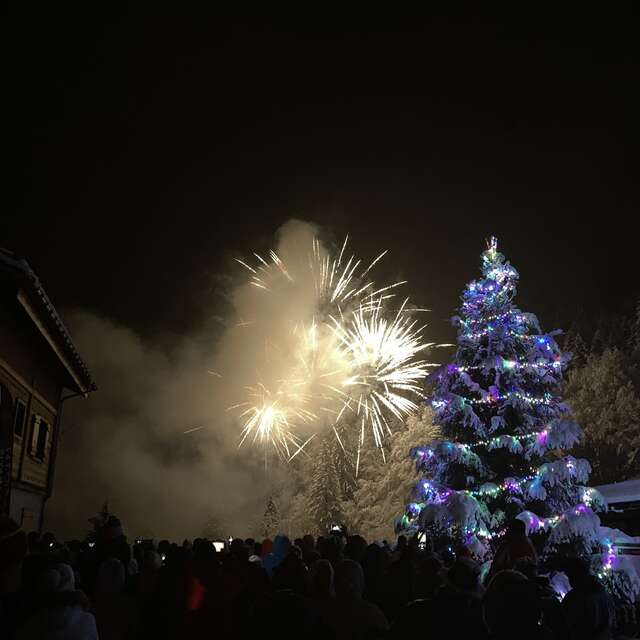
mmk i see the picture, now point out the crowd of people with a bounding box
[0,514,636,639]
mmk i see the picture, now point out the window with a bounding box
[35,420,49,460]
[29,415,49,461]
[14,400,26,437]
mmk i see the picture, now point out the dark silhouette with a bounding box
[562,557,613,640]
[487,519,537,583]
[3,512,639,639]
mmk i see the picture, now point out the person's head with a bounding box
[272,535,291,559]
[157,540,171,555]
[310,559,334,599]
[563,556,591,588]
[0,516,27,591]
[446,557,481,595]
[345,535,367,563]
[506,519,526,539]
[261,538,273,556]
[36,562,76,594]
[334,559,365,600]
[289,544,303,560]
[396,535,407,550]
[483,570,541,637]
[272,554,306,595]
[302,534,315,550]
[143,548,162,570]
[230,537,249,562]
[294,537,303,549]
[96,557,125,594]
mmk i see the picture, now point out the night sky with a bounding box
[8,17,640,346]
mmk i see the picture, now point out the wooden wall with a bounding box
[0,363,57,492]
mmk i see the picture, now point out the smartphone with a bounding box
[213,541,225,552]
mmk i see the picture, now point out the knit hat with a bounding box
[38,563,76,593]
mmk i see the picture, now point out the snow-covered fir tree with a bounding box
[399,238,640,603]
[307,436,345,534]
[346,406,439,541]
[563,322,589,366]
[202,514,225,540]
[261,495,280,538]
[566,348,640,485]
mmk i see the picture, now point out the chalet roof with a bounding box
[0,248,96,395]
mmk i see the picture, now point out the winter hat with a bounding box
[38,563,76,593]
[447,557,481,593]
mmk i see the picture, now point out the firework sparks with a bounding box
[330,299,436,449]
[232,384,317,460]
[231,235,437,460]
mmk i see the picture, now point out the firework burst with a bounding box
[231,235,437,462]
[230,384,316,461]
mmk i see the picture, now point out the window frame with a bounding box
[29,414,50,462]
[34,418,48,461]
[13,398,27,438]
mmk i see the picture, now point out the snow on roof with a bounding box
[597,478,640,505]
[0,248,96,394]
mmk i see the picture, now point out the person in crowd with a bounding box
[562,557,613,640]
[0,516,30,639]
[262,534,290,576]
[391,555,485,638]
[380,535,416,620]
[319,534,344,568]
[322,559,389,640]
[482,569,548,639]
[16,561,97,640]
[302,534,317,563]
[260,537,273,559]
[94,557,138,640]
[360,543,389,608]
[272,547,307,596]
[487,519,537,582]
[309,558,334,602]
[514,557,569,638]
[414,552,443,600]
[392,535,407,560]
[345,535,368,565]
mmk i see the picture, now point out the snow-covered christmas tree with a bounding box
[399,238,640,603]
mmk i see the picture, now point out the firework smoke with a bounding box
[46,220,438,539]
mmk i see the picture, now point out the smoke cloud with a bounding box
[47,219,325,540]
